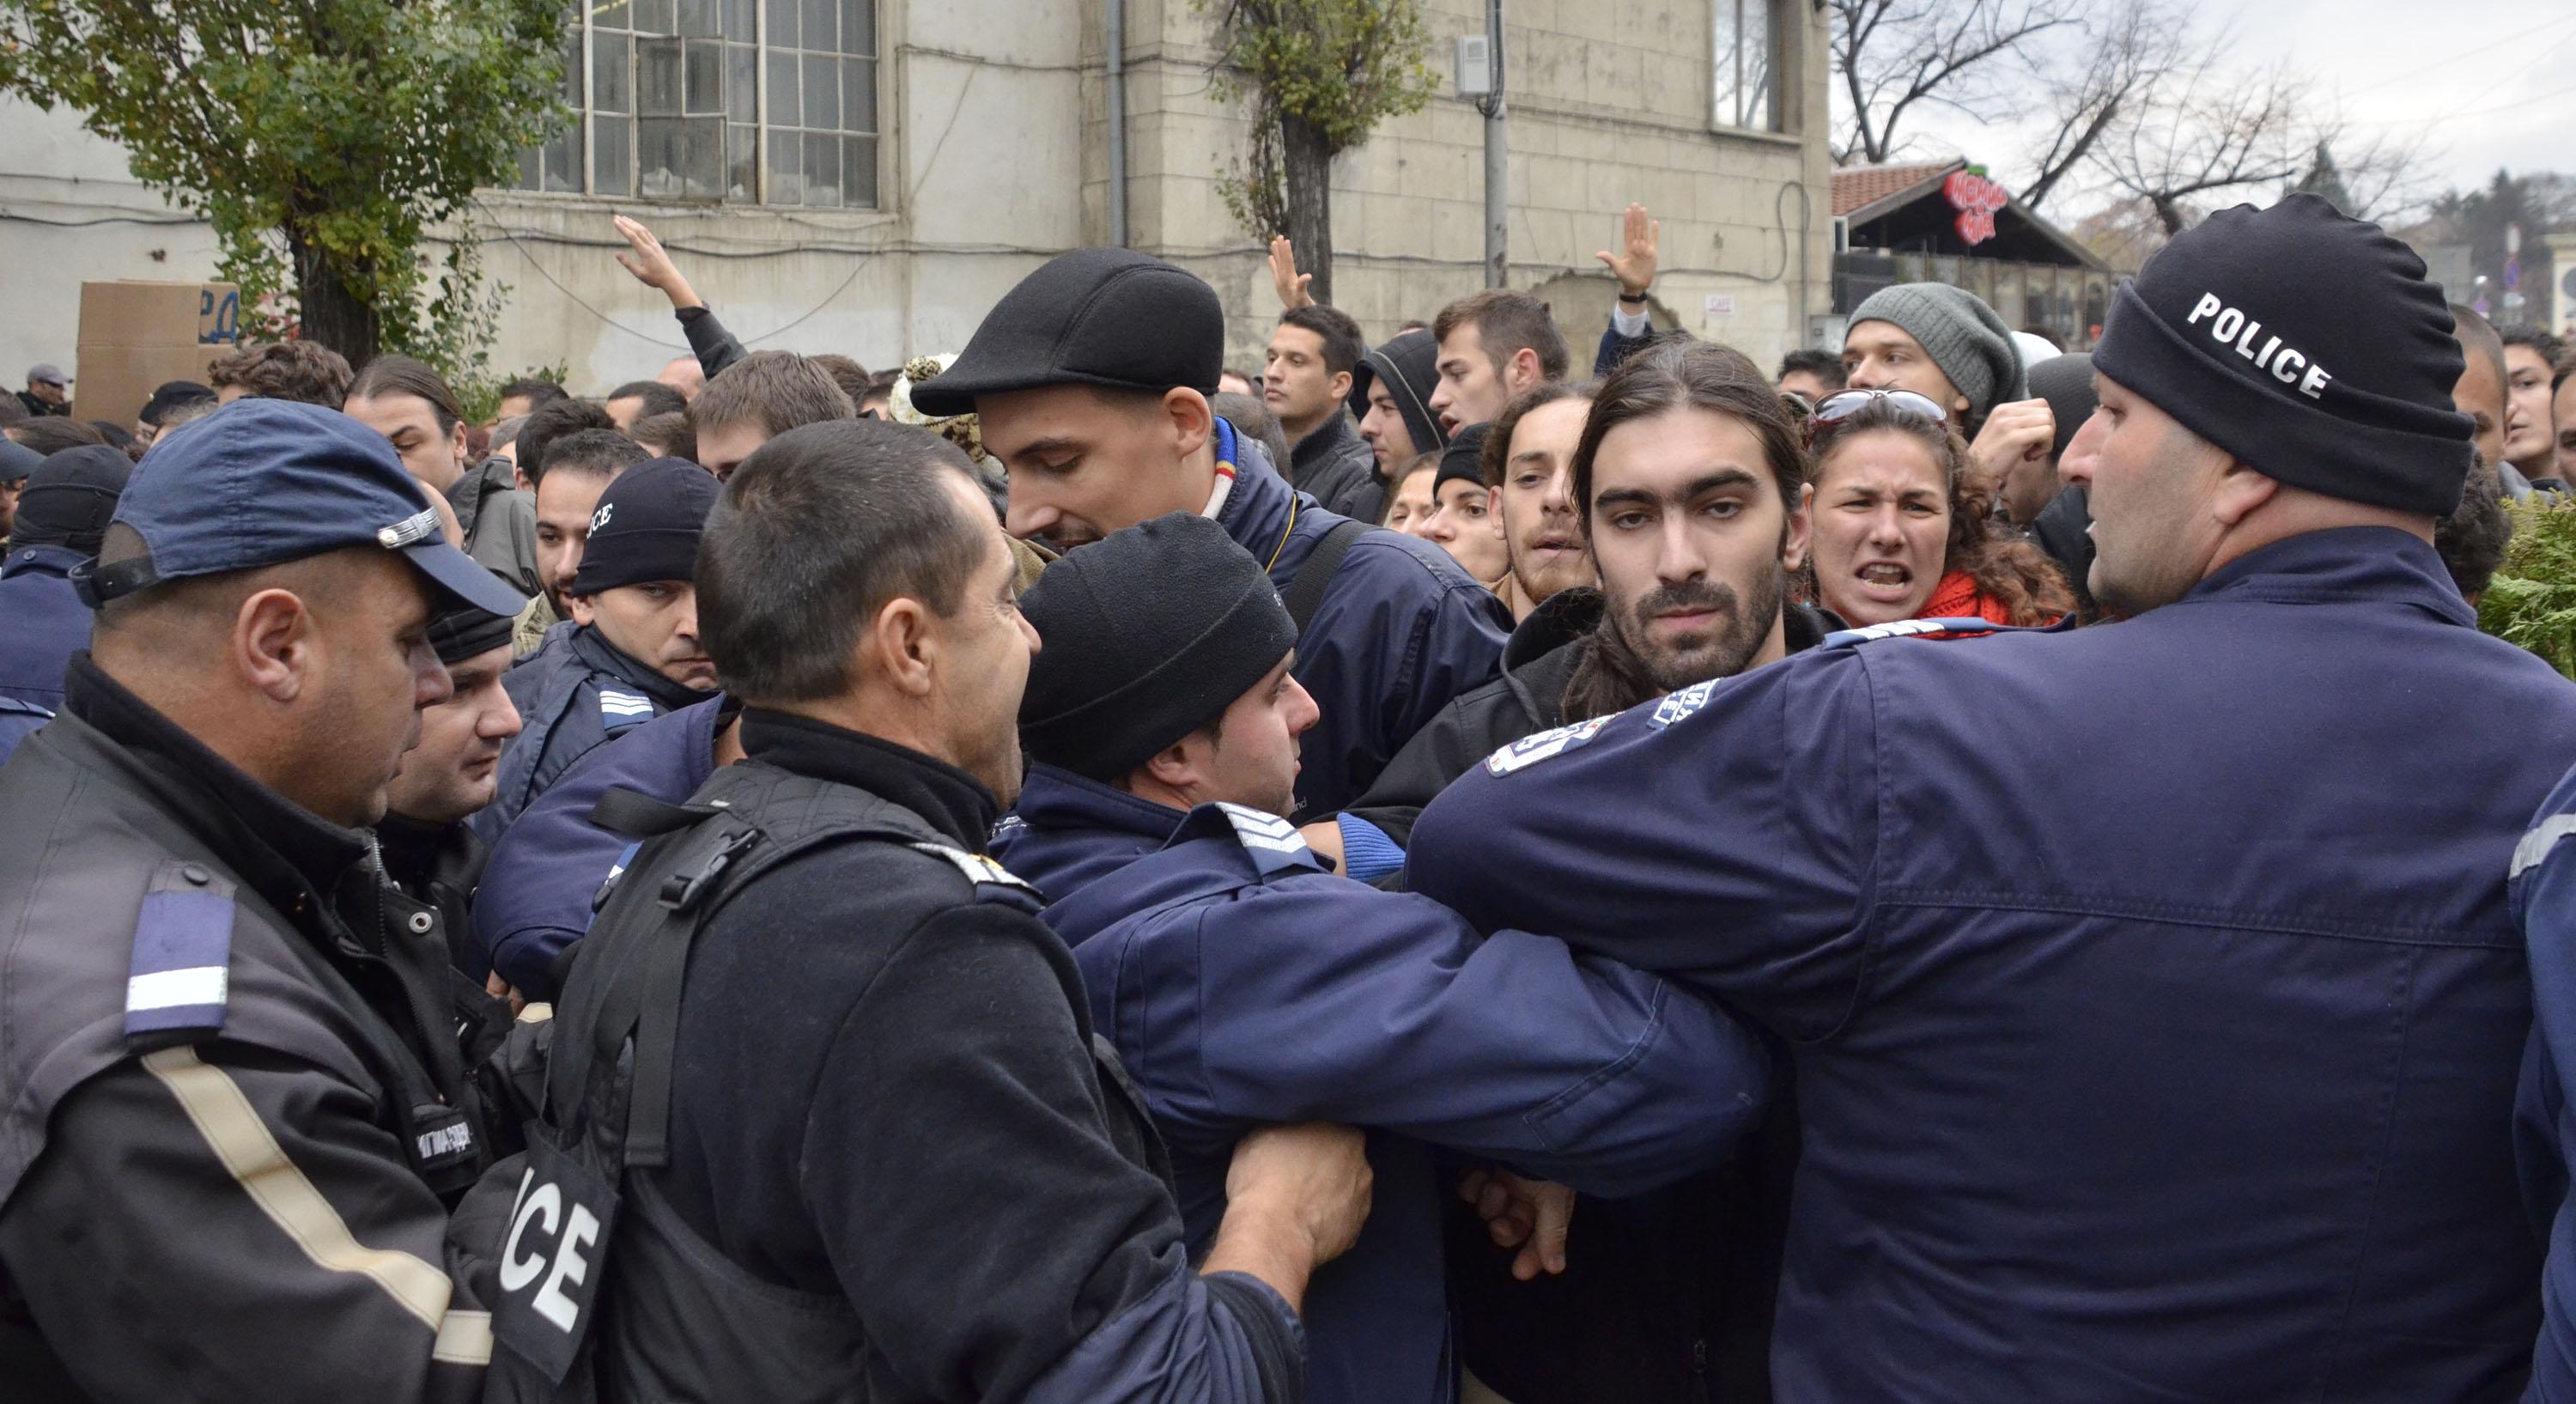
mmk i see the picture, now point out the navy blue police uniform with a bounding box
[993,762,1772,1404]
[2512,768,2576,1401]
[1408,528,2576,1402]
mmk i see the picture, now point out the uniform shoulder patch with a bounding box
[598,689,656,726]
[2514,813,2576,880]
[1213,802,1325,878]
[1649,678,1721,730]
[1484,715,1609,776]
[908,842,1039,896]
[125,860,238,1042]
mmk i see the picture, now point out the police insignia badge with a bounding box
[1484,715,1609,776]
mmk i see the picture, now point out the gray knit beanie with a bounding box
[1848,283,2027,427]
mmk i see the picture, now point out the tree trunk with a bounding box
[2150,194,2187,236]
[289,225,382,366]
[1279,111,1335,307]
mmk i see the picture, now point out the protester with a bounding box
[513,425,647,651]
[1429,289,1571,436]
[1406,193,2576,1402]
[1777,349,1845,404]
[15,363,69,417]
[1840,282,2060,497]
[1346,326,1449,524]
[0,437,30,548]
[2503,325,2566,491]
[1418,423,1512,592]
[499,416,1371,1400]
[627,408,695,463]
[657,353,705,401]
[1803,390,2073,628]
[132,380,216,447]
[1267,305,1378,515]
[2016,351,2102,608]
[2439,305,2514,601]
[810,351,873,410]
[490,374,566,422]
[0,398,526,1401]
[377,605,523,967]
[0,444,131,727]
[688,348,854,479]
[603,377,688,429]
[346,354,541,597]
[1211,390,1296,471]
[510,393,615,491]
[1479,380,1597,620]
[919,246,1512,819]
[992,510,1771,1404]
[1590,203,1682,377]
[612,214,753,386]
[1382,453,1438,533]
[209,339,355,406]
[478,456,720,842]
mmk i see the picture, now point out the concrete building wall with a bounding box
[0,0,1832,396]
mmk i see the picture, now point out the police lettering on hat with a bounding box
[70,398,526,617]
[2090,192,2472,517]
[569,457,720,598]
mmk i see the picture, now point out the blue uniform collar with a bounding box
[2182,526,2471,626]
[1013,762,1192,844]
[2,542,88,579]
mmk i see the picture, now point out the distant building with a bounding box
[1832,158,2111,351]
[0,0,1837,388]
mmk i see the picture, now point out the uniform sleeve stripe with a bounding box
[139,1047,465,1341]
[2514,814,2576,880]
[432,1310,495,1365]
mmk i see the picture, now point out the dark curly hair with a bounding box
[1808,398,2074,626]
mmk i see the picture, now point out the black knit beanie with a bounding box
[14,445,133,553]
[571,457,720,595]
[1436,422,1492,495]
[2091,193,2471,516]
[2026,353,2096,459]
[1018,512,1300,782]
[1347,328,1449,458]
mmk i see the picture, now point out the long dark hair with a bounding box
[1808,398,2072,625]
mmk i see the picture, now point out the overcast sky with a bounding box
[1878,0,2576,216]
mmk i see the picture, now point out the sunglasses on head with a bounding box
[1805,388,1949,449]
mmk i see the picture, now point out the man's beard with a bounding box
[1611,562,1785,693]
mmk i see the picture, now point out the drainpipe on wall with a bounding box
[1108,0,1128,247]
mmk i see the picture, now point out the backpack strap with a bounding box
[1281,518,1371,633]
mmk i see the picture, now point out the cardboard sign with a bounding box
[71,280,240,426]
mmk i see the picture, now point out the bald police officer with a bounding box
[0,399,529,1401]
[1407,195,2576,1401]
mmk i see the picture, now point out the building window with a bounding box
[1711,0,1781,134]
[513,0,878,208]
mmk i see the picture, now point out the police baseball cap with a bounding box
[911,248,1224,417]
[71,398,526,617]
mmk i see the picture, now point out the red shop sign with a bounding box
[1944,169,2008,246]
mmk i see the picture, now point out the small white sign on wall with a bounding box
[1704,294,1737,321]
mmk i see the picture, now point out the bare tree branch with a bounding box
[1831,0,2081,165]
[2017,0,2185,213]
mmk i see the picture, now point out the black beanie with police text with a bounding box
[2091,193,2472,517]
[1018,512,1300,784]
[571,457,720,596]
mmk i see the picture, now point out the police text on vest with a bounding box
[2188,294,2331,399]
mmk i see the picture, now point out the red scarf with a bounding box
[1919,569,2015,625]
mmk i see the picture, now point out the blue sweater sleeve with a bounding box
[1021,1266,1304,1404]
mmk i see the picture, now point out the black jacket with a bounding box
[0,655,506,1402]
[634,711,1304,1401]
[377,812,490,978]
[1289,412,1385,525]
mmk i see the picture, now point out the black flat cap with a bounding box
[912,248,1224,416]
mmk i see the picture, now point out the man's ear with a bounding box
[449,418,472,477]
[1508,348,1543,393]
[1166,387,1215,460]
[1780,483,1815,573]
[2210,459,2281,528]
[1327,369,1354,404]
[1139,732,1201,794]
[233,588,315,704]
[567,593,598,626]
[866,595,938,697]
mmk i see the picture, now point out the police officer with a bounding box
[1406,193,2576,1401]
[913,247,1512,820]
[496,418,1369,1400]
[0,398,530,1401]
[0,445,131,725]
[378,605,526,969]
[987,511,1768,1404]
[478,456,720,843]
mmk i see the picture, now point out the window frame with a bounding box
[1710,0,1786,137]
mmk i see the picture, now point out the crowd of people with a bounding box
[4,189,2576,1404]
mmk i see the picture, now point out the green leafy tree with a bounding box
[2480,499,2576,678]
[1201,0,1438,306]
[0,0,569,374]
